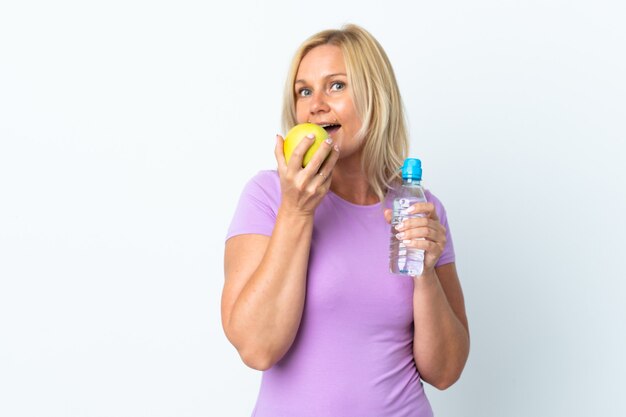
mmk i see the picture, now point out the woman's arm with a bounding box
[221,135,340,370]
[411,263,469,390]
[385,203,470,389]
[222,211,314,371]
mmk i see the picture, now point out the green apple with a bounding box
[283,123,329,167]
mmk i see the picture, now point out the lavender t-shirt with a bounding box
[226,170,456,417]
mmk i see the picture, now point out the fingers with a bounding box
[394,216,447,245]
[399,238,443,256]
[275,134,287,171]
[287,133,317,170]
[275,132,340,209]
[407,202,439,221]
[392,203,446,271]
[313,139,340,184]
[303,137,338,179]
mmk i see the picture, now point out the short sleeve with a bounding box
[425,190,456,267]
[225,170,282,241]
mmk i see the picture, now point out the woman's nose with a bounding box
[309,91,329,114]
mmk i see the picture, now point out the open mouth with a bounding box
[320,123,341,136]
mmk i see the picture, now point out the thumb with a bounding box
[383,208,392,224]
[274,134,287,171]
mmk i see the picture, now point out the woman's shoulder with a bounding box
[250,169,279,183]
[239,169,281,203]
[424,188,449,217]
[244,169,280,192]
[424,188,443,205]
[226,170,281,240]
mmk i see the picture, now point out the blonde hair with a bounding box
[282,24,408,201]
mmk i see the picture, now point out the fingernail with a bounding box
[395,222,404,231]
[406,206,416,213]
[402,239,412,244]
[306,133,315,139]
[325,137,333,145]
[276,134,282,141]
[396,232,405,239]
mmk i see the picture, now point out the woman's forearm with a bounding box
[412,270,470,390]
[226,207,314,370]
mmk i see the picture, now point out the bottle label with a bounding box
[392,198,414,225]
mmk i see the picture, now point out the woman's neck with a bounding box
[330,156,379,205]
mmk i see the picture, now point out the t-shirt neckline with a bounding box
[327,190,384,210]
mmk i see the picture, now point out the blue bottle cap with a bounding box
[401,158,422,180]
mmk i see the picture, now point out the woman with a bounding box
[222,24,469,417]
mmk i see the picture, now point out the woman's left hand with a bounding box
[384,202,447,276]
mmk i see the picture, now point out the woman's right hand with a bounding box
[275,133,340,216]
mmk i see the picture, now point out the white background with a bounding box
[1,1,625,416]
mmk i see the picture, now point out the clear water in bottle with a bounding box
[389,158,426,276]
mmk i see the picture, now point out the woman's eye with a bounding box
[298,88,312,97]
[330,82,345,91]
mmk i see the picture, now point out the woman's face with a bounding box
[294,44,362,158]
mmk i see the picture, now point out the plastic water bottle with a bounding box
[389,158,427,276]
